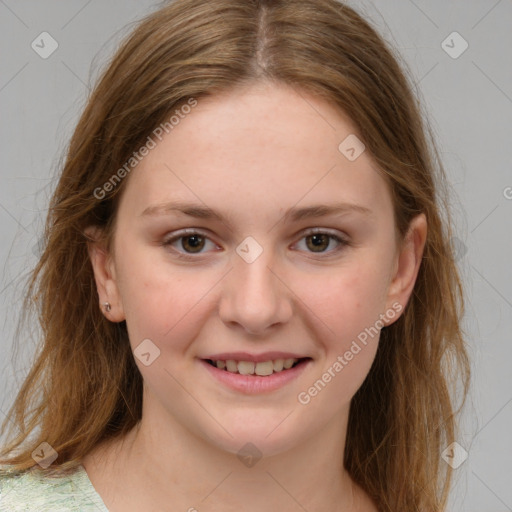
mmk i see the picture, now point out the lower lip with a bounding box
[199,359,312,394]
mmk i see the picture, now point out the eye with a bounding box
[162,229,218,257]
[161,227,349,260]
[294,229,348,255]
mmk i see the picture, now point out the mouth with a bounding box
[200,356,312,394]
[203,357,310,376]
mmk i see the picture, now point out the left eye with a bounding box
[293,230,346,254]
[162,229,347,257]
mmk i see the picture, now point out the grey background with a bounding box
[0,1,511,510]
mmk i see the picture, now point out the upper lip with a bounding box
[201,352,310,363]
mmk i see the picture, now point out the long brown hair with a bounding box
[0,1,470,510]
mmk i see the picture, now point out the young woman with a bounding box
[0,0,470,510]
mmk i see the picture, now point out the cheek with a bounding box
[294,274,386,415]
[292,255,391,396]
[115,242,217,349]
[295,256,391,343]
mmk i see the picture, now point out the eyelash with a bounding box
[161,228,349,260]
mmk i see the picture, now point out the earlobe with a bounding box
[384,213,427,324]
[84,227,125,322]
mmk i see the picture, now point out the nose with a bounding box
[218,247,293,336]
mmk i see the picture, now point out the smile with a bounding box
[200,357,312,394]
[205,358,305,376]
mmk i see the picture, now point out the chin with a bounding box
[199,415,304,460]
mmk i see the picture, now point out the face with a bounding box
[89,82,425,457]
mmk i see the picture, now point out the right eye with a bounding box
[162,229,220,259]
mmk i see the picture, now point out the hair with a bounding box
[0,0,470,510]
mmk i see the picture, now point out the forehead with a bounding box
[118,82,393,223]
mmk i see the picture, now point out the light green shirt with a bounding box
[0,464,109,511]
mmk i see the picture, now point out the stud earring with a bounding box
[103,302,111,313]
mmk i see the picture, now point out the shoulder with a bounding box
[0,465,108,512]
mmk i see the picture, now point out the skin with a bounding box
[84,81,427,511]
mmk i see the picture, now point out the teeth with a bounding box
[211,358,300,375]
[273,359,284,372]
[237,361,255,375]
[283,358,295,369]
[255,361,274,376]
[226,360,238,372]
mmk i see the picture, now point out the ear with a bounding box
[384,213,427,325]
[85,227,125,322]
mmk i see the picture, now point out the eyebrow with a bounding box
[140,200,373,225]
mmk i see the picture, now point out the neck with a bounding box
[84,400,361,511]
